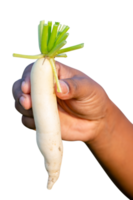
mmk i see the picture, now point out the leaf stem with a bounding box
[57,43,84,54]
[48,41,67,57]
[13,54,44,59]
[56,54,67,58]
[48,24,58,52]
[41,24,48,54]
[49,58,62,93]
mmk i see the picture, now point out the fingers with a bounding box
[20,66,32,109]
[20,67,32,110]
[15,101,33,117]
[21,74,31,94]
[12,62,33,109]
[10,78,33,114]
[12,79,23,103]
[10,78,33,117]
[19,93,32,110]
[12,63,35,130]
[22,115,36,129]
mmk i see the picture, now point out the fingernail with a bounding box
[21,81,26,90]
[59,80,69,94]
[19,96,25,105]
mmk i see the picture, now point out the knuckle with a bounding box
[12,79,22,101]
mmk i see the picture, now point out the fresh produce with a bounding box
[13,20,84,189]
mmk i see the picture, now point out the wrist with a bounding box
[85,97,133,199]
[87,96,118,152]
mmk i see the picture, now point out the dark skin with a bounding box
[10,61,110,143]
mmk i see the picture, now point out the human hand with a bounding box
[12,61,109,142]
[10,62,35,131]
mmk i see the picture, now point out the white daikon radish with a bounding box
[31,58,63,189]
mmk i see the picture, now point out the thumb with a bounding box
[55,80,70,96]
[55,76,89,100]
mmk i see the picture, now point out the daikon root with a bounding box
[31,58,63,189]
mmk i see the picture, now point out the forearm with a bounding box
[86,99,133,199]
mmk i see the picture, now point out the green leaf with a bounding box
[55,26,69,45]
[48,24,58,52]
[41,24,48,54]
[58,42,86,54]
[48,40,69,57]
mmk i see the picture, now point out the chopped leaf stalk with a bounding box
[56,54,67,58]
[13,20,84,94]
[49,58,62,92]
[60,24,68,32]
[57,24,62,34]
[54,21,62,26]
[57,43,84,54]
[48,41,67,57]
[56,33,69,45]
[41,24,48,54]
[39,20,45,49]
[13,54,44,59]
[48,21,52,43]
[55,26,69,45]
[48,24,59,52]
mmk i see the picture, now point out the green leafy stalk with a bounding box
[47,20,54,45]
[48,24,59,52]
[56,54,67,58]
[57,43,84,54]
[38,19,45,53]
[57,24,62,35]
[13,20,84,93]
[60,25,65,32]
[41,24,48,54]
[10,52,44,60]
[55,26,69,45]
[55,32,71,45]
[49,58,62,92]
[39,19,45,44]
[55,22,60,26]
[48,41,67,57]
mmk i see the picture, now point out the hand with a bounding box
[12,61,109,142]
[10,62,35,131]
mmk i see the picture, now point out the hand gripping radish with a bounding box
[13,20,84,189]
